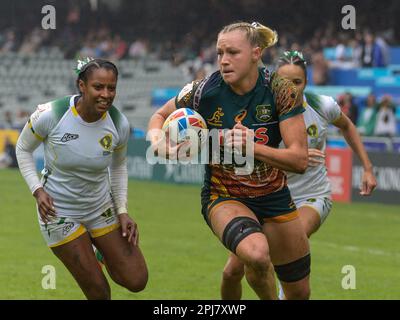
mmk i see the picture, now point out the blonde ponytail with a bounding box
[219,21,278,51]
[251,22,278,50]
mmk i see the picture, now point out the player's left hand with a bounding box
[225,122,254,155]
[118,213,139,246]
[360,169,377,196]
[308,148,325,167]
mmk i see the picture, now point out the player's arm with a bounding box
[333,113,377,195]
[15,121,43,194]
[254,114,308,173]
[16,111,56,222]
[147,98,177,145]
[252,71,308,173]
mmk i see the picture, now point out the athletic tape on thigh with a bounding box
[222,216,263,254]
[274,253,311,283]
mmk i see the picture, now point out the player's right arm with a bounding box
[147,98,177,145]
[16,104,56,222]
[148,78,204,158]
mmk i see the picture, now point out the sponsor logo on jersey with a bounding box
[62,222,75,236]
[207,107,224,126]
[255,105,272,122]
[61,133,79,142]
[235,110,247,123]
[307,124,318,138]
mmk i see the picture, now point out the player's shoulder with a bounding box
[305,92,339,113]
[305,92,342,123]
[268,69,300,114]
[31,95,72,124]
[176,70,223,109]
[305,92,336,107]
[108,105,130,131]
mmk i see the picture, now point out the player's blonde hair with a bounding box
[218,21,278,51]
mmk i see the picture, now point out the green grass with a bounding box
[1,168,399,300]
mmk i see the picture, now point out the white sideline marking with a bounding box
[312,240,400,259]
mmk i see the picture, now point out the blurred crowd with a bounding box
[0,0,399,139]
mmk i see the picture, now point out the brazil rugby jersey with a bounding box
[285,92,342,200]
[28,95,130,217]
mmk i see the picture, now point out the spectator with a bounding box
[374,95,397,137]
[311,51,329,85]
[360,32,386,67]
[339,93,359,125]
[2,111,15,129]
[111,35,128,60]
[0,29,17,53]
[357,94,378,136]
[128,38,148,60]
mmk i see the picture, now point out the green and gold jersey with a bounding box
[28,95,130,218]
[176,68,303,198]
[285,92,342,200]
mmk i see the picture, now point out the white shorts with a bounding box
[38,206,120,248]
[294,196,332,225]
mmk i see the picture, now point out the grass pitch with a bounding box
[1,168,399,299]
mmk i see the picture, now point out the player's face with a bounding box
[80,68,117,114]
[276,64,307,95]
[217,30,260,87]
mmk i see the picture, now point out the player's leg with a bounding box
[51,231,111,300]
[208,200,277,300]
[297,197,333,238]
[221,253,245,300]
[40,215,111,299]
[298,206,321,237]
[91,227,148,293]
[263,215,310,300]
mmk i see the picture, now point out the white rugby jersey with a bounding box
[26,95,130,217]
[285,92,342,200]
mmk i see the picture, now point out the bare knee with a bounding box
[284,285,310,300]
[126,274,148,293]
[244,248,272,275]
[113,269,149,293]
[222,265,245,282]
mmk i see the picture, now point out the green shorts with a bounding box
[201,186,298,225]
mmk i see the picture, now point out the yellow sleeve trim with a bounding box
[28,120,45,141]
[114,144,126,151]
[71,105,79,116]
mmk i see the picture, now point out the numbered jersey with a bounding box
[285,92,342,200]
[29,95,130,217]
[176,68,304,198]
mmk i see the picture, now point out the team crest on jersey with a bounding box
[207,107,224,126]
[255,105,272,122]
[99,134,112,155]
[101,208,115,224]
[307,124,318,138]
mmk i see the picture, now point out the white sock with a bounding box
[278,282,286,300]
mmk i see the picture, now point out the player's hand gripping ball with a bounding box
[162,108,208,159]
